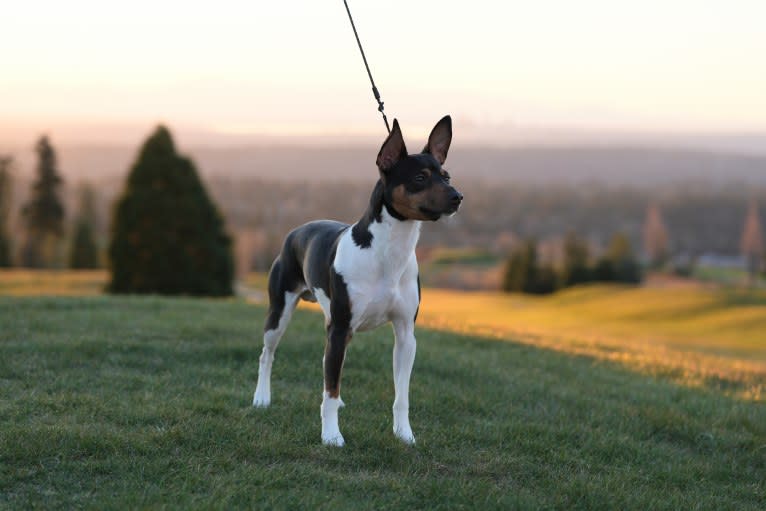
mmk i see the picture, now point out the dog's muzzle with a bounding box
[445,189,463,214]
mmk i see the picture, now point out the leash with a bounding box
[342,0,391,134]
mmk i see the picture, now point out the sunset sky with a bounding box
[2,0,765,146]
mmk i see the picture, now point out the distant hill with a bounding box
[5,144,766,187]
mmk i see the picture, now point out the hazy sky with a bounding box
[2,0,765,145]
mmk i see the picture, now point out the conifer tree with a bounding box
[502,242,532,293]
[69,183,100,269]
[21,136,65,267]
[108,125,234,296]
[606,233,642,284]
[502,239,557,294]
[0,156,13,267]
[560,232,592,287]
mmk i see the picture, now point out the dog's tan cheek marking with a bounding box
[392,185,431,221]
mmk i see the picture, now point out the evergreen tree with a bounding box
[532,263,558,295]
[501,245,530,293]
[560,232,592,287]
[108,125,234,296]
[21,136,66,267]
[592,257,615,282]
[605,233,642,284]
[502,239,557,295]
[0,156,13,267]
[69,184,100,269]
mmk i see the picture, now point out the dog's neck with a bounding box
[351,179,421,266]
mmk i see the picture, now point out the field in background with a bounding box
[418,286,765,401]
[2,269,764,401]
[0,270,107,296]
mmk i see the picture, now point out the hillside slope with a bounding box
[1,296,764,509]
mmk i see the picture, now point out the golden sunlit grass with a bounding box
[0,270,107,296]
[416,286,766,401]
[2,270,764,401]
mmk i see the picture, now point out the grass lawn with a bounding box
[1,294,765,509]
[417,286,766,401]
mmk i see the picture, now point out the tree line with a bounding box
[0,127,233,296]
[0,138,98,269]
[1,128,764,295]
[502,233,642,295]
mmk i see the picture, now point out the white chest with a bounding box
[330,211,421,332]
[347,280,404,331]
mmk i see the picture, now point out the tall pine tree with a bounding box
[108,125,234,296]
[21,136,65,267]
[0,156,13,267]
[560,232,592,286]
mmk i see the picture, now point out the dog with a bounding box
[252,116,462,446]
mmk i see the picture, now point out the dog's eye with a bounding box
[443,172,451,183]
[414,172,428,184]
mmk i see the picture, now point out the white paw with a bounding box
[394,426,416,445]
[252,390,270,408]
[322,433,346,447]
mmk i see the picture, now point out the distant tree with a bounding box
[501,239,557,295]
[0,156,13,267]
[560,233,592,287]
[69,183,100,269]
[643,202,669,268]
[501,242,531,293]
[108,125,234,296]
[532,263,558,295]
[592,257,615,282]
[605,233,642,284]
[21,136,65,267]
[740,199,764,285]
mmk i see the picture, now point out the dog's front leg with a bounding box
[321,323,351,446]
[391,317,417,445]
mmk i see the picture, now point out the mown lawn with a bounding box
[1,295,764,510]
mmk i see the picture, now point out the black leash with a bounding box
[342,0,391,134]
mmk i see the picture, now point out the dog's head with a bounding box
[375,116,463,221]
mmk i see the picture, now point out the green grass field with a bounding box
[1,291,765,509]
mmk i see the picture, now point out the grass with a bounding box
[417,286,766,401]
[694,265,766,286]
[1,293,765,510]
[0,270,106,296]
[425,247,500,266]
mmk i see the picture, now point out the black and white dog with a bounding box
[252,116,462,446]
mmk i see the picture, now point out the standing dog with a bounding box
[252,116,462,446]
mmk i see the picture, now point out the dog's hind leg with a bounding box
[253,258,302,408]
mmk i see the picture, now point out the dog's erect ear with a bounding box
[422,115,452,165]
[376,119,408,172]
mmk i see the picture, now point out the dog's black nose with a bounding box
[449,191,463,206]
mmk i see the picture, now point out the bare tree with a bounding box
[740,199,764,285]
[643,202,669,268]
